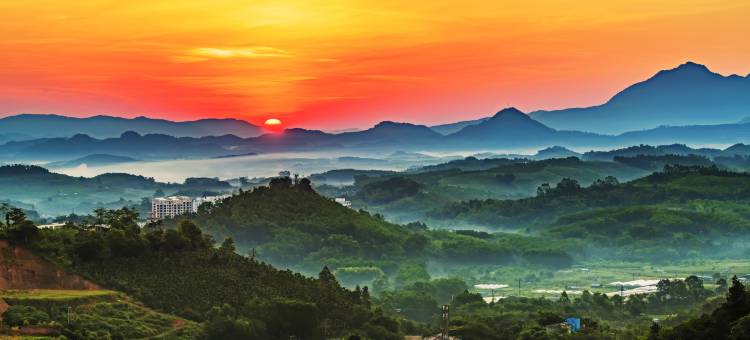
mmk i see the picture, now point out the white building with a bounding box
[192,194,231,212]
[334,197,352,208]
[150,196,193,219]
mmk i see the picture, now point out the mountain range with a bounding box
[430,62,750,135]
[2,62,750,160]
[0,114,263,139]
[5,108,750,161]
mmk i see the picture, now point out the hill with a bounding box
[0,114,263,139]
[530,62,750,134]
[0,164,232,217]
[167,178,573,279]
[3,209,402,339]
[428,165,750,232]
[339,157,649,224]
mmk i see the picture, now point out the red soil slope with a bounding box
[0,240,100,290]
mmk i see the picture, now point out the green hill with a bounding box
[428,165,750,231]
[0,164,232,217]
[341,157,649,224]
[12,207,407,339]
[165,178,573,282]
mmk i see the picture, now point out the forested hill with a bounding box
[428,165,750,231]
[172,176,415,270]
[0,164,232,217]
[168,177,575,280]
[16,208,407,339]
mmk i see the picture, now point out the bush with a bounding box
[3,305,50,326]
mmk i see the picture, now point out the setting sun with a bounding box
[265,118,282,126]
[264,118,283,133]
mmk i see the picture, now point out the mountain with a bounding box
[530,62,750,133]
[447,107,608,148]
[246,121,444,152]
[450,107,553,138]
[0,131,246,160]
[613,121,750,146]
[46,153,139,168]
[533,146,582,159]
[0,114,263,139]
[430,117,490,135]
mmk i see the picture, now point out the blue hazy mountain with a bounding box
[0,114,263,139]
[530,62,750,134]
[446,107,609,147]
[430,117,490,135]
[533,146,582,159]
[0,131,242,160]
[613,121,750,146]
[6,107,750,160]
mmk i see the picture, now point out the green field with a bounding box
[0,289,117,301]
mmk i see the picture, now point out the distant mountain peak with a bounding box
[492,107,526,119]
[372,121,423,129]
[448,106,555,140]
[654,61,714,78]
[373,121,404,128]
[530,61,750,134]
[677,61,710,71]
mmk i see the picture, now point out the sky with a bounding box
[1,1,749,130]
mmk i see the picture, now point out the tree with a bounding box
[559,291,570,304]
[204,304,266,340]
[7,208,27,225]
[6,209,37,244]
[452,290,484,307]
[219,237,236,255]
[319,266,339,287]
[178,220,208,249]
[726,276,748,311]
[297,178,313,191]
[649,322,661,337]
[685,275,705,301]
[536,183,551,197]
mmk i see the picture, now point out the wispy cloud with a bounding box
[176,47,291,62]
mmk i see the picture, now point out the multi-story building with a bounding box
[150,196,193,219]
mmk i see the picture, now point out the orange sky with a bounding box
[1,0,749,130]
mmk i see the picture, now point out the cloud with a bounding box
[177,47,291,62]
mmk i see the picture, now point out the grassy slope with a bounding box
[0,289,200,339]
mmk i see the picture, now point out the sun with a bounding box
[265,118,282,126]
[263,118,283,133]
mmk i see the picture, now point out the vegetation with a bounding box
[0,164,233,217]
[2,206,411,339]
